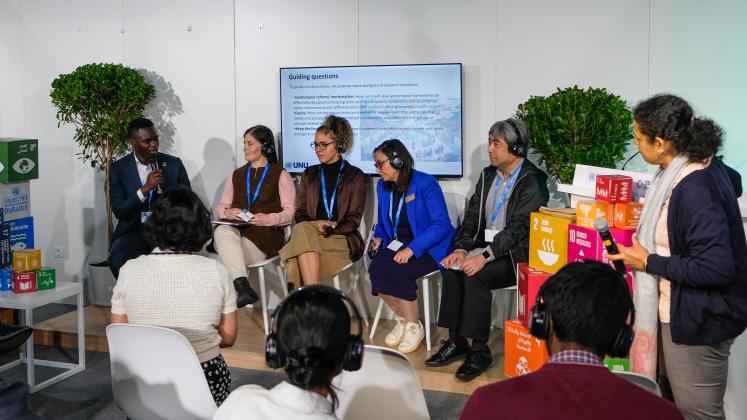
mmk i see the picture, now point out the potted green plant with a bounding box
[516,85,632,186]
[51,63,155,304]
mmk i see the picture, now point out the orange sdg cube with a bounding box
[575,201,614,229]
[504,320,549,378]
[614,202,643,231]
[13,249,41,273]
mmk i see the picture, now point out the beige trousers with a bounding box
[278,221,351,287]
[213,224,267,280]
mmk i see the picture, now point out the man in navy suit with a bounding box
[107,118,191,278]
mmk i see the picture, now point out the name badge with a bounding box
[405,193,416,203]
[141,212,152,223]
[485,229,500,243]
[237,209,255,222]
[387,239,404,251]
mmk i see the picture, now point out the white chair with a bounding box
[247,226,291,335]
[106,324,217,420]
[613,371,662,396]
[324,259,371,328]
[334,345,429,420]
[442,191,468,229]
[369,270,441,351]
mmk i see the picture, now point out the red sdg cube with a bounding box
[517,263,552,328]
[596,175,633,204]
[12,271,36,293]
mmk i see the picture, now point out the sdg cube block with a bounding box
[0,139,39,183]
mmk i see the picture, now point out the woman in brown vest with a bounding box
[279,115,366,287]
[214,125,296,307]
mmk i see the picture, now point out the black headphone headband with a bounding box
[265,285,364,371]
[505,118,527,157]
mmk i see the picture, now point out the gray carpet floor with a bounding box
[1,346,468,419]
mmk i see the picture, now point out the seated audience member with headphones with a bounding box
[460,261,684,420]
[214,125,295,308]
[427,117,549,381]
[214,285,364,420]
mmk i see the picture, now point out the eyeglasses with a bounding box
[310,141,336,151]
[373,158,390,169]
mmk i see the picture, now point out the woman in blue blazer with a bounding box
[369,139,455,353]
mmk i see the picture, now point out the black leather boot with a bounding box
[233,277,259,308]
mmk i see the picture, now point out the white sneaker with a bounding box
[398,321,424,354]
[384,317,406,347]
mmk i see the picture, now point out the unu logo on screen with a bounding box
[285,162,309,169]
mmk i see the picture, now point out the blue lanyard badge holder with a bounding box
[320,161,345,227]
[386,191,405,251]
[240,164,270,222]
[485,166,521,242]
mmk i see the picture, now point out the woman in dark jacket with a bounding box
[610,94,747,419]
[279,115,366,287]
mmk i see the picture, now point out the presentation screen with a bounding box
[279,63,463,177]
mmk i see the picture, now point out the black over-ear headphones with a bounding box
[389,150,404,170]
[265,285,364,371]
[529,281,636,358]
[261,139,275,158]
[505,118,528,157]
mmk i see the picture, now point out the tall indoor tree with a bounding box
[51,63,155,245]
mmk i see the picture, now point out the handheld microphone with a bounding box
[593,217,627,276]
[149,159,163,194]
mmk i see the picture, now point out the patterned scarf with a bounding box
[631,154,689,379]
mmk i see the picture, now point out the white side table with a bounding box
[0,282,86,392]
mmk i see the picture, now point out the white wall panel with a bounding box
[234,0,358,160]
[1,1,122,298]
[359,0,497,195]
[122,0,235,207]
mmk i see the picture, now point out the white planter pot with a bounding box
[88,261,116,306]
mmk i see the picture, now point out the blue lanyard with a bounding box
[246,164,270,211]
[490,164,522,225]
[320,160,345,221]
[388,191,405,240]
[147,190,154,209]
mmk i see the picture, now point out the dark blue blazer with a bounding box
[647,159,747,345]
[374,169,454,265]
[109,152,191,242]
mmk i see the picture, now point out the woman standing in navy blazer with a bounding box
[369,139,455,353]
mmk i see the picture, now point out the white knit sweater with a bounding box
[111,251,237,362]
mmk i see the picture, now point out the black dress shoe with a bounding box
[455,349,493,381]
[425,340,469,367]
[233,277,259,308]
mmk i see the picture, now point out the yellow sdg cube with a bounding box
[13,249,42,272]
[528,212,572,274]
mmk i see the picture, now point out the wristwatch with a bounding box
[481,249,493,262]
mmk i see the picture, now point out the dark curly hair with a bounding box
[538,260,634,357]
[373,139,415,194]
[144,188,212,253]
[276,285,351,412]
[633,94,723,162]
[317,115,354,154]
